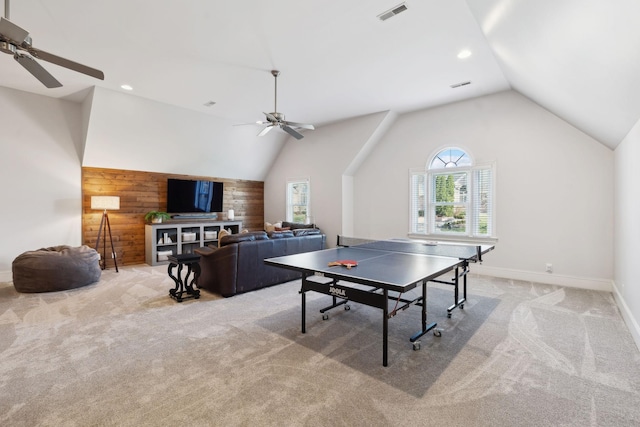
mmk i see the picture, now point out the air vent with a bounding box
[378,3,408,21]
[450,81,471,89]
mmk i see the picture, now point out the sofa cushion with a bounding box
[293,228,321,237]
[220,233,255,247]
[282,221,316,230]
[248,231,269,240]
[268,230,294,239]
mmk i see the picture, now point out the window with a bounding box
[410,148,494,239]
[286,178,310,223]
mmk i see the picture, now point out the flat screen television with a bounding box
[167,178,223,214]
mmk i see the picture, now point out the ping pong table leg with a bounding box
[447,263,469,317]
[301,274,307,334]
[463,263,468,304]
[453,266,459,314]
[383,288,388,367]
[410,280,439,344]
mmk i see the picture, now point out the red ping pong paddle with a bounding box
[328,259,358,269]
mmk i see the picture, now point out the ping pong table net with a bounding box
[336,236,485,262]
[337,235,436,248]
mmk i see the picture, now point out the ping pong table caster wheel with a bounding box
[344,305,350,311]
[322,314,329,320]
[447,312,452,318]
[460,303,464,309]
[433,329,442,337]
[413,341,421,351]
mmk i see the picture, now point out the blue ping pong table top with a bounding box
[265,240,493,292]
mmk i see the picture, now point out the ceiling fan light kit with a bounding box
[0,0,104,88]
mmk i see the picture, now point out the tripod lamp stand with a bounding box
[91,196,120,272]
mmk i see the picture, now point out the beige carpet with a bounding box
[1,265,639,426]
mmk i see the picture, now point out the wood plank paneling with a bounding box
[82,167,264,267]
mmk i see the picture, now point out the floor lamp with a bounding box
[91,196,120,272]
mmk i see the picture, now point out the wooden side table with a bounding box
[167,254,201,302]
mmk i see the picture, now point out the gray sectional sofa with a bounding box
[194,227,325,297]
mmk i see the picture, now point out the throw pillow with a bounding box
[217,229,230,247]
[264,221,282,232]
[282,221,315,230]
[293,228,320,237]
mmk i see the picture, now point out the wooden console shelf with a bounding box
[145,220,242,266]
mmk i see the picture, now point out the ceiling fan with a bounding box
[0,0,104,88]
[254,70,314,140]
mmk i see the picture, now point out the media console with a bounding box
[145,220,242,266]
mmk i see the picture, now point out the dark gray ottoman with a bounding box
[12,245,101,293]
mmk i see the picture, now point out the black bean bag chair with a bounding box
[12,245,101,293]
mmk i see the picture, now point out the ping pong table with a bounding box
[264,237,494,366]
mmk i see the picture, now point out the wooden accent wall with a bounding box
[82,167,264,267]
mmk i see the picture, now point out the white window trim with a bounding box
[286,177,311,223]
[409,161,497,243]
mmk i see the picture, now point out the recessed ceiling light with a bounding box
[457,50,472,59]
[121,84,133,91]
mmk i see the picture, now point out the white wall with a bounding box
[353,91,613,289]
[264,111,392,245]
[0,87,84,280]
[83,87,286,180]
[613,118,640,349]
[0,86,290,281]
[266,90,614,290]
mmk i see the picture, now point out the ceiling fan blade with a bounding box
[14,53,62,88]
[284,121,315,130]
[0,17,30,45]
[282,125,304,140]
[258,125,274,137]
[28,47,104,80]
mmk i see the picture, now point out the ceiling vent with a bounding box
[450,81,471,89]
[377,3,408,21]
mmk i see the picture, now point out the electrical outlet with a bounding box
[112,252,117,259]
[545,263,553,273]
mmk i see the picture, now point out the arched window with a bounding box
[410,147,494,238]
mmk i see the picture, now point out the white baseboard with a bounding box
[472,265,613,292]
[612,281,640,352]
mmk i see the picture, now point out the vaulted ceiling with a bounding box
[1,0,639,149]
